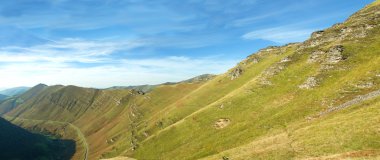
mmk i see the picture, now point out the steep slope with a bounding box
[0,117,75,160]
[0,84,47,115]
[125,1,380,159]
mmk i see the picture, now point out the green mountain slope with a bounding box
[0,79,211,159]
[128,1,380,159]
[0,117,75,160]
[0,84,47,115]
[0,1,379,160]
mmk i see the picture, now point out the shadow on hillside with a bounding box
[0,117,76,160]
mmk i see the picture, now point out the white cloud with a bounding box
[242,26,314,43]
[0,38,238,88]
[0,38,146,63]
[0,56,237,89]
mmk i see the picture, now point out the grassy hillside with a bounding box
[0,117,75,160]
[128,1,380,159]
[0,1,379,160]
[0,79,211,159]
[0,84,47,115]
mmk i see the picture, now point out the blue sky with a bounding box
[0,0,373,89]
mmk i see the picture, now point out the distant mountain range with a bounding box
[0,87,30,97]
[0,94,8,101]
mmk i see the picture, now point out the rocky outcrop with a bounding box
[299,77,318,89]
[311,30,324,39]
[307,45,345,65]
[258,64,286,86]
[308,50,325,63]
[280,57,292,63]
[326,45,345,64]
[229,67,243,80]
[300,4,380,49]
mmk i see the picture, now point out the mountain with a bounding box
[0,117,75,159]
[108,74,215,93]
[1,1,380,160]
[0,94,8,101]
[108,85,157,93]
[0,86,30,97]
[0,84,46,115]
[181,74,216,83]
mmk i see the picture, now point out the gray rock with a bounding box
[308,50,325,63]
[326,45,344,64]
[280,57,291,63]
[229,67,243,80]
[299,77,318,89]
[311,30,324,39]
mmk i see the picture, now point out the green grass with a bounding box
[130,3,380,159]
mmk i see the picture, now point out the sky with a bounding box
[0,0,374,89]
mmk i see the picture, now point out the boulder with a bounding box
[326,45,344,64]
[229,67,243,80]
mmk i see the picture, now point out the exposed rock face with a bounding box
[299,4,380,50]
[214,118,231,129]
[299,77,318,89]
[259,64,286,86]
[307,45,345,65]
[251,58,259,63]
[311,30,324,39]
[229,67,243,80]
[326,45,345,64]
[308,50,326,63]
[280,57,291,63]
[260,46,281,52]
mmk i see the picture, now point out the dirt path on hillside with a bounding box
[118,61,286,155]
[3,116,89,160]
[317,89,380,117]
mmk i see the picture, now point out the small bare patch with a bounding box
[214,118,231,129]
[299,77,318,89]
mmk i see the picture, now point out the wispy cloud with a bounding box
[0,38,239,88]
[0,55,238,88]
[0,38,146,63]
[242,27,314,44]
